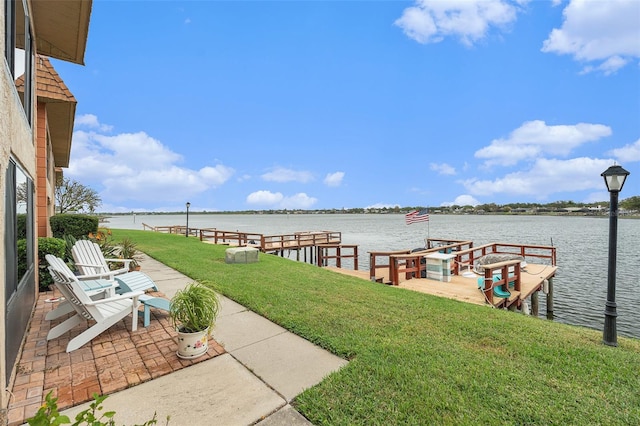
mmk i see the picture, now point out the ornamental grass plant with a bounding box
[169,281,219,334]
[111,229,640,425]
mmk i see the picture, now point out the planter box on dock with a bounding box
[225,247,259,264]
[425,253,456,282]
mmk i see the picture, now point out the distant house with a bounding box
[1,0,91,417]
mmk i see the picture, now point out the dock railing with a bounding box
[477,258,522,307]
[142,223,199,237]
[262,231,342,252]
[199,229,263,247]
[369,240,473,285]
[452,242,557,275]
[316,244,359,269]
[369,249,413,283]
[369,240,554,286]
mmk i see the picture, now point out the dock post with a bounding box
[546,277,554,319]
[531,291,539,317]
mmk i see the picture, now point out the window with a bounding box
[5,158,35,384]
[4,0,34,126]
[22,15,33,123]
[4,0,16,75]
[5,158,34,298]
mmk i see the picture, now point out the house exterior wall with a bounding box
[36,102,52,237]
[1,3,38,419]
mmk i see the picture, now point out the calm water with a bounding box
[105,214,640,339]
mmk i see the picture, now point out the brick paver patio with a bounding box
[7,289,225,425]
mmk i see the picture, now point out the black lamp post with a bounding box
[601,164,630,347]
[185,202,191,238]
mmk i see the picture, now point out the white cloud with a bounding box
[429,163,456,175]
[75,114,114,132]
[261,167,314,183]
[609,138,640,162]
[324,171,345,187]
[246,190,317,209]
[68,119,234,205]
[441,194,480,207]
[475,120,611,167]
[463,157,615,198]
[394,0,522,46]
[246,190,284,205]
[280,193,318,209]
[541,0,640,74]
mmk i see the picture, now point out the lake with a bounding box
[104,213,640,339]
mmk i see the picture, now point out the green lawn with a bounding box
[112,229,640,425]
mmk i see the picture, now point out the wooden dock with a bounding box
[143,224,557,316]
[325,262,557,315]
[395,263,557,308]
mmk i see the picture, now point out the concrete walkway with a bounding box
[59,254,348,425]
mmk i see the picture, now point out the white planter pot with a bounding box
[176,327,209,359]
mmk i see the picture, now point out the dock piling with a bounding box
[546,277,554,319]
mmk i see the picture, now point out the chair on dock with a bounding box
[477,276,511,299]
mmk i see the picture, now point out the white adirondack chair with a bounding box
[44,255,118,320]
[46,255,143,352]
[72,239,132,279]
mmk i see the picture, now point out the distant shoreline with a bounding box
[98,210,639,219]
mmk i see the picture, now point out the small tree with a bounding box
[55,177,101,214]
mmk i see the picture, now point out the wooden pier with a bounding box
[142,224,557,316]
[367,238,557,315]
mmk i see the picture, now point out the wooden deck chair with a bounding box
[44,256,158,320]
[44,254,118,320]
[46,255,143,352]
[72,239,132,279]
[114,271,159,294]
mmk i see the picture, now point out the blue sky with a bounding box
[51,0,639,212]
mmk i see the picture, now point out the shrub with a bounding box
[50,214,99,239]
[37,237,66,291]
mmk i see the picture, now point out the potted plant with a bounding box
[118,237,142,271]
[169,281,220,359]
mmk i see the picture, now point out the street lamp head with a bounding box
[601,165,630,193]
[186,202,191,209]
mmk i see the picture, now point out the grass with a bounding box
[112,229,640,425]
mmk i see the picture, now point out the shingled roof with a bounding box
[16,56,77,167]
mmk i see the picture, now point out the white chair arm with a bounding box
[105,258,133,264]
[84,290,144,306]
[74,262,103,268]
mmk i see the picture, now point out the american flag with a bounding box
[405,209,429,225]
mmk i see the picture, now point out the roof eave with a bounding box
[18,0,93,65]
